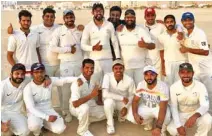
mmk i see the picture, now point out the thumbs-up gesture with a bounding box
[92,41,102,51]
[71,44,76,54]
[138,38,147,48]
[7,23,13,34]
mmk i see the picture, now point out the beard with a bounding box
[94,15,104,21]
[126,21,136,29]
[11,76,24,84]
[166,25,175,30]
[145,78,157,85]
[182,77,193,83]
[65,21,75,27]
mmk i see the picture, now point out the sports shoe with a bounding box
[107,125,115,134]
[82,130,94,136]
[65,113,72,123]
[144,123,153,131]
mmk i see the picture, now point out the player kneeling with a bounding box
[24,63,81,135]
[126,65,171,136]
[167,63,212,136]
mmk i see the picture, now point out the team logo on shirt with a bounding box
[201,42,206,46]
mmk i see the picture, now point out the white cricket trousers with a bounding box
[125,67,144,86]
[1,112,29,136]
[126,105,171,135]
[167,112,212,136]
[70,102,106,135]
[165,61,186,87]
[93,59,113,85]
[59,60,81,112]
[27,108,66,136]
[104,99,126,127]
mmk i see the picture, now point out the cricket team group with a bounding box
[1,2,212,136]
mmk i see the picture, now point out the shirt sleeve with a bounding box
[51,77,78,86]
[109,23,121,58]
[36,33,40,48]
[102,74,123,101]
[170,85,182,128]
[196,83,209,115]
[7,35,16,52]
[126,79,136,107]
[49,28,61,52]
[70,81,81,101]
[81,25,93,51]
[23,84,49,121]
[139,27,155,44]
[157,34,164,50]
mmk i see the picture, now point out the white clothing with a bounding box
[158,31,188,86]
[158,31,187,62]
[81,19,120,60]
[184,26,212,75]
[23,77,77,120]
[23,77,77,135]
[28,109,65,135]
[49,25,83,62]
[117,25,153,70]
[169,80,210,128]
[31,24,60,66]
[136,80,169,108]
[70,74,105,135]
[167,112,212,136]
[102,73,136,127]
[7,29,40,70]
[125,68,144,87]
[1,78,30,136]
[102,73,136,105]
[144,23,166,80]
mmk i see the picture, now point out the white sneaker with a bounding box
[144,123,153,131]
[62,110,67,116]
[82,130,94,136]
[107,125,115,134]
[65,113,72,123]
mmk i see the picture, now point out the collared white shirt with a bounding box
[7,29,40,70]
[144,23,166,64]
[170,80,209,128]
[31,24,60,66]
[102,72,136,103]
[136,80,169,108]
[117,25,154,69]
[1,78,29,114]
[49,25,83,62]
[24,77,77,120]
[70,74,100,106]
[81,19,120,60]
[158,31,188,62]
[184,26,212,74]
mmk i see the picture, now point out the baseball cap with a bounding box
[179,63,194,72]
[112,59,124,67]
[63,9,74,16]
[145,7,156,16]
[125,9,135,16]
[31,63,45,72]
[143,65,157,74]
[181,12,194,21]
[11,63,26,73]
